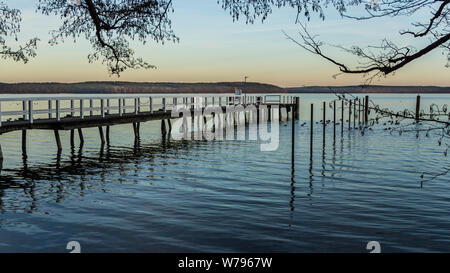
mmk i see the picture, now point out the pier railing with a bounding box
[0,94,296,126]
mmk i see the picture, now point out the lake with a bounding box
[0,93,449,252]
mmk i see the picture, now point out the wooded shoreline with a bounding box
[0,82,449,94]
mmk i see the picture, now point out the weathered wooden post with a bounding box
[71,99,75,117]
[133,123,138,139]
[23,101,27,120]
[54,130,62,151]
[341,100,344,135]
[78,128,84,146]
[295,97,300,120]
[348,100,352,130]
[364,95,369,124]
[291,105,295,169]
[353,98,357,128]
[323,101,326,146]
[415,95,421,122]
[310,104,314,157]
[101,99,105,117]
[118,98,123,116]
[28,100,33,124]
[333,100,336,140]
[80,99,84,119]
[56,100,60,121]
[106,126,110,144]
[358,98,361,127]
[22,130,27,154]
[70,129,75,147]
[161,120,167,136]
[48,100,52,119]
[99,126,105,145]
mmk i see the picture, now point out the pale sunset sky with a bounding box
[0,0,449,87]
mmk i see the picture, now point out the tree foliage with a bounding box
[0,2,38,63]
[37,0,177,76]
[221,0,450,81]
[2,1,450,78]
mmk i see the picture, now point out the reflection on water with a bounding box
[0,94,449,253]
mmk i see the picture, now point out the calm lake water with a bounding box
[0,93,449,253]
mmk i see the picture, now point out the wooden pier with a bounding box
[0,94,298,159]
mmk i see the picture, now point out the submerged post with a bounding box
[22,130,27,154]
[310,104,314,157]
[415,95,421,122]
[78,128,84,145]
[70,129,75,147]
[364,95,369,124]
[358,98,361,127]
[161,119,167,136]
[333,100,336,140]
[341,100,344,135]
[106,126,110,144]
[323,101,326,146]
[349,100,352,130]
[291,105,295,169]
[99,126,105,145]
[54,130,62,151]
[167,119,172,133]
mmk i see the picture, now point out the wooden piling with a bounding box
[364,95,369,124]
[106,126,110,143]
[358,98,361,126]
[78,128,84,145]
[70,129,75,147]
[161,119,167,136]
[22,130,27,153]
[167,119,172,133]
[349,100,352,130]
[132,122,139,139]
[353,98,357,128]
[341,100,344,135]
[295,97,300,120]
[323,101,326,146]
[415,95,421,122]
[291,105,295,168]
[310,104,314,157]
[333,100,336,140]
[98,126,105,144]
[54,130,62,151]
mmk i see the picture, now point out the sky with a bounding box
[0,0,449,87]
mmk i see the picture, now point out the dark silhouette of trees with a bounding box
[0,2,38,63]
